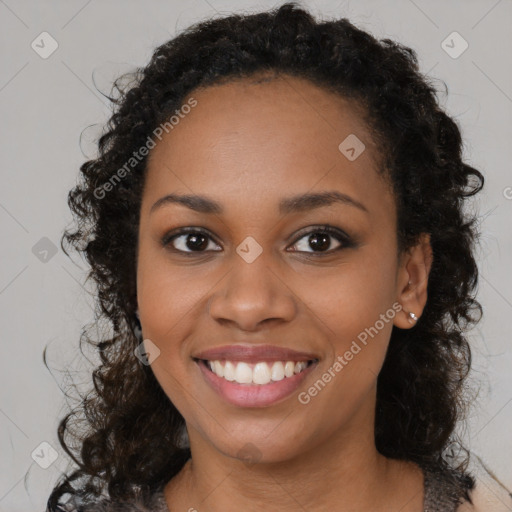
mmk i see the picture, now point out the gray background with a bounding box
[0,0,511,510]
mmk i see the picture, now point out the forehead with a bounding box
[142,74,393,219]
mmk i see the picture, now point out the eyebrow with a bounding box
[150,190,368,215]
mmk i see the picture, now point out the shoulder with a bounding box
[51,486,169,512]
[456,454,512,512]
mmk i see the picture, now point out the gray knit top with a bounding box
[56,463,477,511]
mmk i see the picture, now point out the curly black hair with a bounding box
[46,2,484,509]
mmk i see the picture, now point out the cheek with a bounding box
[136,241,211,345]
[299,254,397,339]
[293,267,397,433]
[296,252,398,389]
[136,254,202,418]
[136,245,223,415]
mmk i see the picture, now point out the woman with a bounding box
[47,3,511,511]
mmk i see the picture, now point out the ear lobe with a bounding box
[393,233,433,329]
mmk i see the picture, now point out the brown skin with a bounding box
[136,74,433,511]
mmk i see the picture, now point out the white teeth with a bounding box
[206,360,312,384]
[253,362,272,385]
[270,361,285,381]
[294,361,307,374]
[235,362,252,384]
[213,360,224,377]
[224,361,236,381]
[284,361,295,378]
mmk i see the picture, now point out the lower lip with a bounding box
[196,360,317,408]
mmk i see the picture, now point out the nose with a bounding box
[207,250,297,332]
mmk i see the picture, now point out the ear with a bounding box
[393,233,433,329]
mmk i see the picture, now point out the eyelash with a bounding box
[161,225,356,257]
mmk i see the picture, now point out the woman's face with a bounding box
[136,74,425,463]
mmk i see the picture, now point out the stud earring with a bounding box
[400,305,419,324]
[407,311,418,324]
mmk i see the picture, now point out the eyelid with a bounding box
[162,224,354,255]
[288,225,352,252]
[161,227,222,252]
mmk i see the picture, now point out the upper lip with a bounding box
[193,344,319,363]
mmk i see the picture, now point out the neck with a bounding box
[164,418,424,511]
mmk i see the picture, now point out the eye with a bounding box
[162,228,222,254]
[162,225,354,256]
[288,225,353,255]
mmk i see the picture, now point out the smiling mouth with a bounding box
[195,358,317,385]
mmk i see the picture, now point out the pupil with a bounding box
[187,234,208,251]
[310,233,329,252]
[183,232,331,252]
